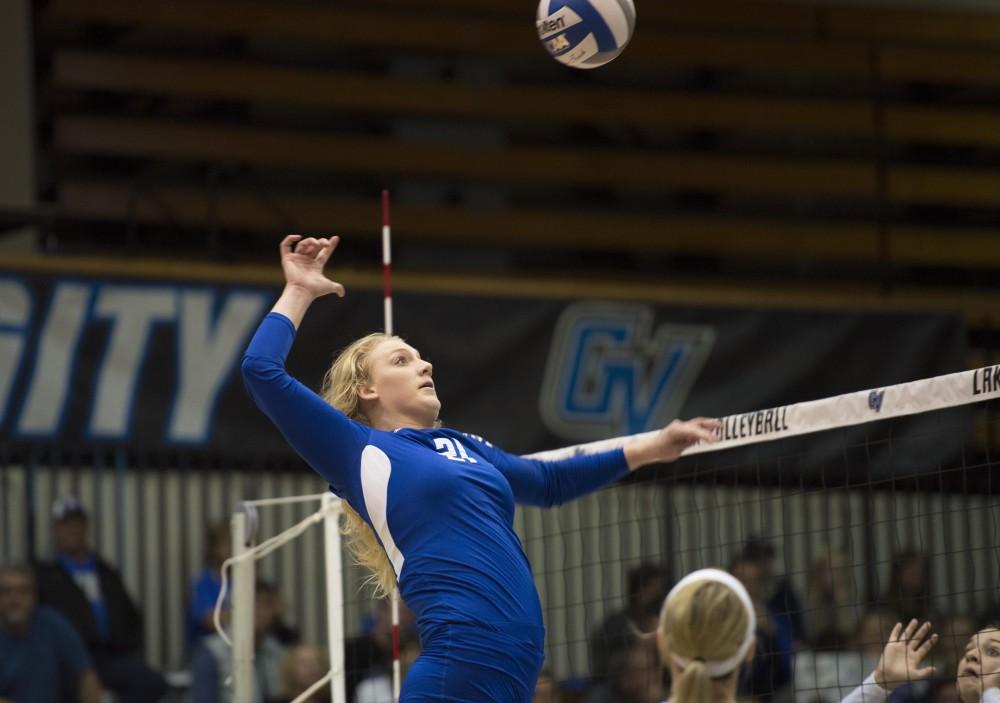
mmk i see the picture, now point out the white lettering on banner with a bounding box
[0,279,30,424]
[169,290,268,442]
[7,278,267,444]
[17,282,91,434]
[89,286,177,437]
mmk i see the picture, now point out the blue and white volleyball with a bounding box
[536,0,636,69]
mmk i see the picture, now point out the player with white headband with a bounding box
[657,568,942,703]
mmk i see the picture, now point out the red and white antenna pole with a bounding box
[382,189,401,701]
[382,189,393,338]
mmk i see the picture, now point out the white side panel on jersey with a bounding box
[556,33,599,65]
[360,445,405,577]
[600,1,631,47]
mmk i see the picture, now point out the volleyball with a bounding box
[536,0,636,69]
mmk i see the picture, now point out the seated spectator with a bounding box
[188,520,231,648]
[533,668,559,703]
[656,567,939,703]
[855,609,903,658]
[34,496,167,703]
[741,536,806,646]
[585,634,663,703]
[936,615,978,675]
[880,550,936,626]
[191,579,286,703]
[265,586,300,646]
[270,643,328,703]
[590,563,668,683]
[956,623,1000,703]
[730,554,794,700]
[354,632,421,703]
[805,546,860,650]
[0,562,103,703]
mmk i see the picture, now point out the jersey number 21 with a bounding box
[434,437,478,463]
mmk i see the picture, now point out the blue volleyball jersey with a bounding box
[242,312,630,634]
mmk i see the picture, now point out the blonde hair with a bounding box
[658,580,750,703]
[321,332,399,598]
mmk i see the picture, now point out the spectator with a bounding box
[853,609,899,658]
[188,520,231,648]
[730,554,794,700]
[271,643,328,703]
[34,496,168,703]
[354,628,421,703]
[805,546,860,650]
[880,550,935,626]
[191,579,286,703]
[266,586,300,646]
[533,668,559,703]
[936,615,977,676]
[0,561,103,703]
[586,634,662,703]
[590,563,668,682]
[742,536,806,645]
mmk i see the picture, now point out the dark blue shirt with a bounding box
[57,552,110,641]
[187,567,224,647]
[0,606,92,703]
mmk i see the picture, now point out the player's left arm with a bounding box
[621,418,721,471]
[474,417,719,507]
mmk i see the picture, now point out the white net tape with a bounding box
[526,365,1000,461]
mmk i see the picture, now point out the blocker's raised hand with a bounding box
[875,619,938,691]
[279,234,345,299]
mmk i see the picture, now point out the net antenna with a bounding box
[382,189,403,702]
[216,493,346,703]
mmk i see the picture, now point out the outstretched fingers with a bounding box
[317,236,340,265]
[889,622,903,643]
[280,234,302,256]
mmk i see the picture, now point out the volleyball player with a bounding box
[242,235,721,702]
[956,624,1000,703]
[656,568,940,703]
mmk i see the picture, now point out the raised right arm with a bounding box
[242,234,365,495]
[242,311,368,495]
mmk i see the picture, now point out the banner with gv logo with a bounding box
[0,270,967,477]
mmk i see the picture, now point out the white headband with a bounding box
[661,568,757,678]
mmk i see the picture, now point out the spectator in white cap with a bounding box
[34,496,168,703]
[656,568,940,703]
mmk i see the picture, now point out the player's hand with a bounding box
[875,619,937,691]
[279,234,345,299]
[625,418,720,470]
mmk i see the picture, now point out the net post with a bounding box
[322,492,347,703]
[231,503,257,702]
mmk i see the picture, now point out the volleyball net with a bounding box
[220,365,1000,701]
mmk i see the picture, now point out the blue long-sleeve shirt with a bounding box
[242,312,630,632]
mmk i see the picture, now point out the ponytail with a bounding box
[673,659,713,703]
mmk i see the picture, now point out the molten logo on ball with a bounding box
[535,0,636,69]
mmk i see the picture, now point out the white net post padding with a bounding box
[322,492,347,703]
[231,505,257,703]
[220,495,347,703]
